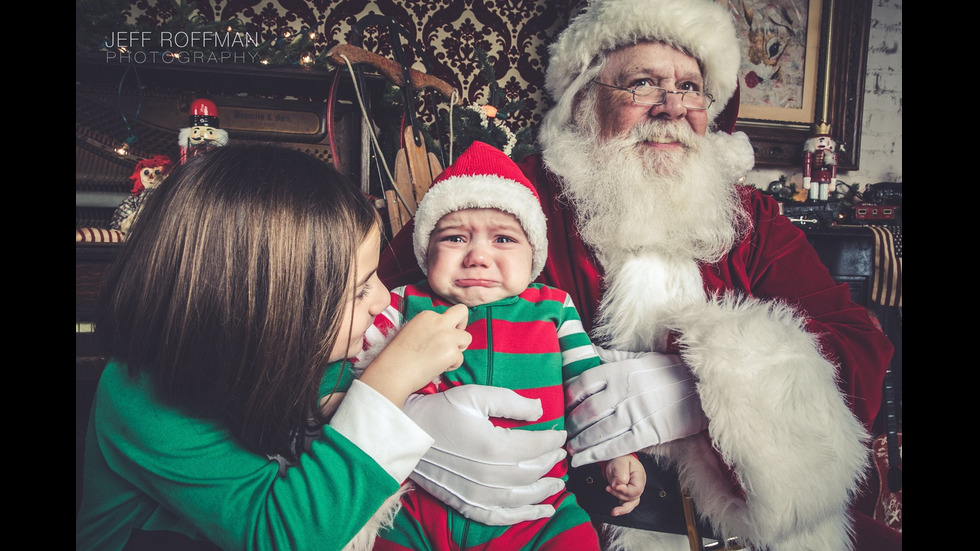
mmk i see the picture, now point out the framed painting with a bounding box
[725,0,823,123]
[722,0,872,170]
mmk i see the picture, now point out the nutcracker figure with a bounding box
[178,98,229,164]
[802,122,837,201]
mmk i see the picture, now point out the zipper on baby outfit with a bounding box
[485,306,494,385]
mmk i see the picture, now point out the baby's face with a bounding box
[427,208,533,307]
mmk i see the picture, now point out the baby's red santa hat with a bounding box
[413,141,549,280]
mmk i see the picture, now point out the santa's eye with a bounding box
[678,81,701,92]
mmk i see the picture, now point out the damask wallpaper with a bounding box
[121,0,585,130]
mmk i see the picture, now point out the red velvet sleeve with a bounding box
[702,188,892,428]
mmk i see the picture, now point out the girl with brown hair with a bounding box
[76,144,470,550]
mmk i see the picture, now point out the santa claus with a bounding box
[378,0,895,549]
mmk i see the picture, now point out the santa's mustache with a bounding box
[625,120,701,149]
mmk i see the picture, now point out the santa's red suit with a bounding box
[378,151,896,549]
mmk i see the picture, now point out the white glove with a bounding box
[403,385,568,526]
[592,346,646,362]
[565,352,708,468]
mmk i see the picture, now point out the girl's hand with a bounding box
[359,304,471,407]
[383,303,470,383]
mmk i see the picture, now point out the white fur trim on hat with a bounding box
[546,0,740,124]
[412,174,549,281]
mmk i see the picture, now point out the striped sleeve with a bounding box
[557,292,601,381]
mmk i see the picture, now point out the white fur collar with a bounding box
[592,251,704,351]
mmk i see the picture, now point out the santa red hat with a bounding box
[545,0,740,127]
[413,141,549,280]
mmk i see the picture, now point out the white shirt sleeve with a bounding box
[329,379,434,483]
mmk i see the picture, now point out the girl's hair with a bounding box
[97,144,379,458]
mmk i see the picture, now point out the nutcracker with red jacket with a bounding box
[178,98,229,164]
[803,123,838,200]
[110,154,174,235]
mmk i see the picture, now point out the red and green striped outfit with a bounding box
[366,281,602,550]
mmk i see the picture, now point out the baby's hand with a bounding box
[603,454,646,517]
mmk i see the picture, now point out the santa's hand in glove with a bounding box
[565,351,708,467]
[403,385,567,526]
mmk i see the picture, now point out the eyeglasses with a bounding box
[595,81,714,110]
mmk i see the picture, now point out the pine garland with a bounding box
[442,48,536,163]
[76,0,135,52]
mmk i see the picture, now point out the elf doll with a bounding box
[178,98,229,164]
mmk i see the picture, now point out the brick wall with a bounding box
[857,0,902,183]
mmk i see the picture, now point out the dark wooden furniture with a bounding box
[804,225,877,306]
[801,224,902,434]
[76,55,384,235]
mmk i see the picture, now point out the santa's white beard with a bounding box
[544,120,749,266]
[540,102,755,350]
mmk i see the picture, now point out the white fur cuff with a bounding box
[659,295,870,549]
